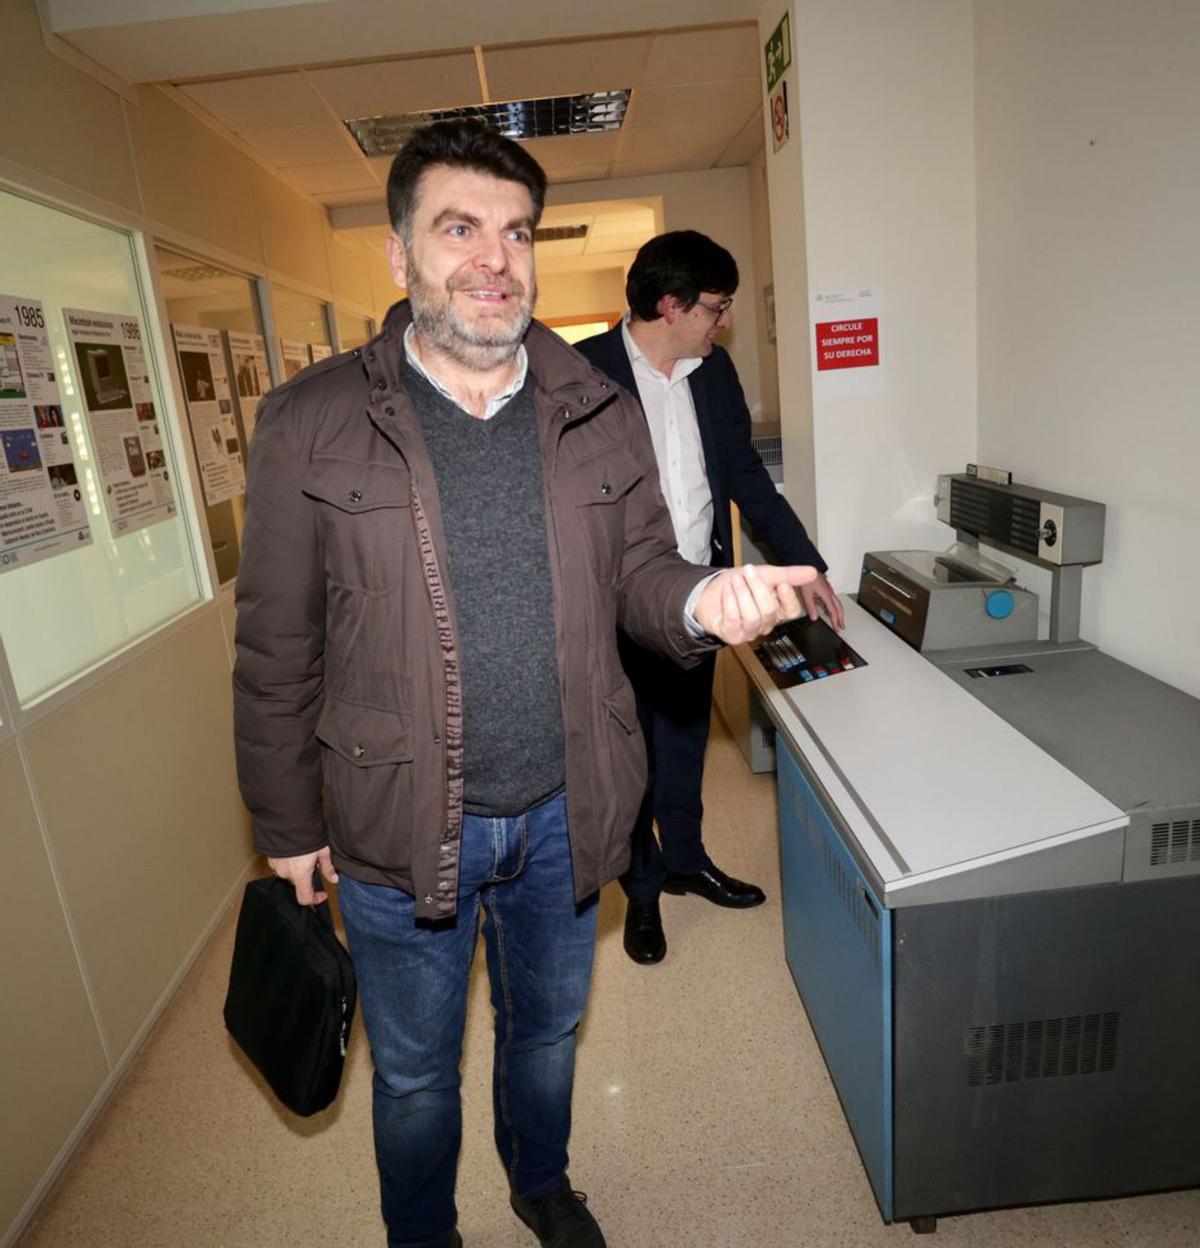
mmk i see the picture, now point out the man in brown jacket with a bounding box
[233,119,816,1248]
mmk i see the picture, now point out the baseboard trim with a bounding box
[2,854,258,1248]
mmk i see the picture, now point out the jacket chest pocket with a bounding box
[303,455,410,595]
[569,446,645,585]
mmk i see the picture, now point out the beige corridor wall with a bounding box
[974,0,1200,698]
[546,167,768,418]
[1,0,389,326]
[761,0,978,588]
[0,3,391,1242]
[747,149,780,422]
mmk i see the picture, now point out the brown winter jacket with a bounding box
[233,301,717,921]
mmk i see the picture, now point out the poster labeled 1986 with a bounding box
[63,308,177,537]
[0,294,92,574]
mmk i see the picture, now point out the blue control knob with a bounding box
[985,590,1014,620]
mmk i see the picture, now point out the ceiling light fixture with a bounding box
[344,90,632,158]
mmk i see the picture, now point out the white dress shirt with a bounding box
[621,317,714,566]
[404,323,527,419]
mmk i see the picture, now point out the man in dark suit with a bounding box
[577,231,843,965]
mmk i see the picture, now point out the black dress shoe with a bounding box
[662,864,766,908]
[511,1177,606,1247]
[623,897,666,964]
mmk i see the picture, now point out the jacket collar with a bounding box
[375,300,616,422]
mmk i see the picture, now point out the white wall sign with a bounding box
[0,294,92,573]
[810,287,885,399]
[225,330,269,443]
[172,324,245,507]
[63,308,176,537]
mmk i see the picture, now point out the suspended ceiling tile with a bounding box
[616,118,741,163]
[640,25,760,87]
[284,161,380,194]
[520,131,620,170]
[588,207,657,237]
[179,72,331,132]
[321,189,387,209]
[242,121,360,167]
[716,109,765,166]
[626,79,761,131]
[612,154,717,178]
[583,228,652,255]
[545,164,613,185]
[307,52,482,120]
[482,35,652,101]
[534,236,589,259]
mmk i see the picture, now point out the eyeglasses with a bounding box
[694,296,734,320]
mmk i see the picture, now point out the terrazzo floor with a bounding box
[18,717,1200,1247]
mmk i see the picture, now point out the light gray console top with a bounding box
[742,600,1128,907]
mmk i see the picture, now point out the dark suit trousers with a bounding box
[618,633,717,902]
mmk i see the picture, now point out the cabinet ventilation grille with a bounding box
[809,817,880,965]
[1150,818,1200,867]
[965,1011,1119,1087]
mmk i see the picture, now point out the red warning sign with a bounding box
[815,317,879,371]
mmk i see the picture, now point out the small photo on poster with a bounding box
[0,331,27,397]
[35,403,65,428]
[234,351,261,398]
[146,449,166,471]
[135,401,156,423]
[178,350,217,403]
[74,341,131,412]
[124,434,147,478]
[3,428,43,472]
[47,462,79,490]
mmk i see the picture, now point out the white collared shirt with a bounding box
[621,317,714,566]
[403,323,528,419]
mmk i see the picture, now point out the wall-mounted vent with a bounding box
[345,90,632,158]
[750,434,782,468]
[1150,818,1200,867]
[534,224,589,243]
[965,1011,1119,1087]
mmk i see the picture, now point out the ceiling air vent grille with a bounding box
[345,90,632,158]
[534,224,589,243]
[965,1011,1119,1087]
[1150,818,1200,866]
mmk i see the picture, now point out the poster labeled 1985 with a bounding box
[63,308,177,537]
[0,294,92,574]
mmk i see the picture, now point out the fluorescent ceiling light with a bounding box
[344,90,632,158]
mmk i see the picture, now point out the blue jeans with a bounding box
[337,791,598,1248]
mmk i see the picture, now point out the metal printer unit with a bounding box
[858,544,1037,651]
[741,469,1200,1233]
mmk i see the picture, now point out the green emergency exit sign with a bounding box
[764,13,792,91]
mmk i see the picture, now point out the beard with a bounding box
[406,256,536,372]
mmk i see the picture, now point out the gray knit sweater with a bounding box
[405,361,565,816]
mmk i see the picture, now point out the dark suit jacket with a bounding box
[575,324,827,573]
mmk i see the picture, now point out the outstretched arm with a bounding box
[692,562,818,645]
